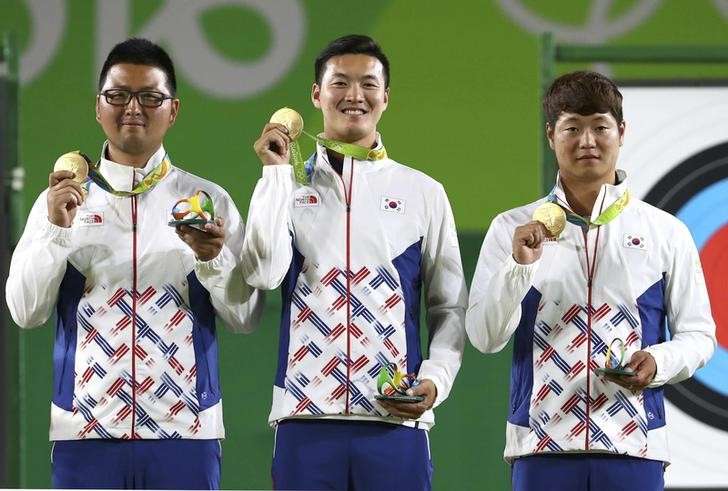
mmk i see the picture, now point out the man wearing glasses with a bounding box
[465,71,716,490]
[6,38,262,489]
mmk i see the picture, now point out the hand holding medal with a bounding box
[270,107,303,140]
[268,107,309,184]
[53,151,90,184]
[532,202,566,238]
[253,108,299,168]
[47,151,90,228]
[511,202,567,265]
[254,107,389,185]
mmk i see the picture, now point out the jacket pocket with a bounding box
[508,348,534,427]
[643,387,666,430]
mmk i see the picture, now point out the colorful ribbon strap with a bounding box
[290,130,388,185]
[548,188,630,230]
[84,156,172,197]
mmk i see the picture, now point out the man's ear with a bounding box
[546,123,555,150]
[169,98,180,126]
[311,83,321,109]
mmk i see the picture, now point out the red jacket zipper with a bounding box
[581,197,605,451]
[335,158,354,414]
[130,195,138,438]
[582,228,592,450]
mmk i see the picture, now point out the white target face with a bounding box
[619,86,728,488]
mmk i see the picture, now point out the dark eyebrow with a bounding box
[329,73,380,82]
[106,85,162,92]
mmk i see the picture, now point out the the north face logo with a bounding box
[295,194,319,207]
[77,212,104,226]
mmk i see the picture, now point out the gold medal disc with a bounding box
[53,151,89,183]
[270,107,303,140]
[532,202,566,237]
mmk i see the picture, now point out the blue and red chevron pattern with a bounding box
[527,300,649,456]
[68,280,209,439]
[281,261,411,418]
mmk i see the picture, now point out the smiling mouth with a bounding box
[341,108,367,116]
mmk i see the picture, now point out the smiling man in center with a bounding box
[242,34,467,490]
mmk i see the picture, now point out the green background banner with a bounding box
[3,1,728,488]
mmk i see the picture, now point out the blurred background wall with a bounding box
[2,1,728,489]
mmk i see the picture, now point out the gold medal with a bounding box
[53,151,89,183]
[270,107,303,139]
[532,202,566,237]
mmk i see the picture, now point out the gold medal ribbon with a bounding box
[84,156,172,197]
[290,130,387,184]
[269,107,387,184]
[548,189,630,229]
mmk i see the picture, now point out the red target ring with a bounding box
[700,223,728,349]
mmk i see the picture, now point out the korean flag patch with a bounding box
[623,233,647,251]
[381,197,405,214]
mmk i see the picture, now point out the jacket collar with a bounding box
[97,141,167,192]
[550,169,628,221]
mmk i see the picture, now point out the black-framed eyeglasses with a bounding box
[100,89,174,108]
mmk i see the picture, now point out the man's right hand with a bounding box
[253,123,292,166]
[47,170,85,228]
[512,221,550,265]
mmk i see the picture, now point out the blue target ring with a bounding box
[643,140,728,431]
[674,178,728,396]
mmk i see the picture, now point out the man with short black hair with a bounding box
[465,70,716,490]
[243,34,467,490]
[6,37,262,489]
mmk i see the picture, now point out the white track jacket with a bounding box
[466,171,716,463]
[241,138,467,430]
[6,144,263,441]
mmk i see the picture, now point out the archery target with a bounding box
[618,86,728,488]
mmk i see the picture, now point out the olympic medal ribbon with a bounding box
[547,188,631,230]
[85,156,172,197]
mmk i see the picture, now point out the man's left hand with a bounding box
[377,379,437,420]
[176,217,225,261]
[605,350,657,392]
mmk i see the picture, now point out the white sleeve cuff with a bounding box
[643,345,668,387]
[416,368,446,409]
[506,254,540,277]
[262,164,293,179]
[40,219,73,247]
[194,246,229,278]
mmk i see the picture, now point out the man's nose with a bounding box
[345,84,363,102]
[125,94,142,114]
[579,129,596,147]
